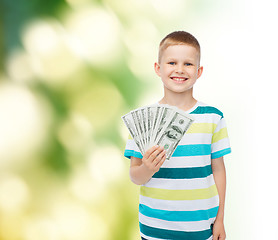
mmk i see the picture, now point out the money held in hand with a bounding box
[122,104,194,160]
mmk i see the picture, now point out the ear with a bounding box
[197,66,203,79]
[154,62,161,77]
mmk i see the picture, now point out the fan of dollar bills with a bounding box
[122,103,194,160]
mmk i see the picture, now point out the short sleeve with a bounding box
[211,116,231,159]
[124,134,143,159]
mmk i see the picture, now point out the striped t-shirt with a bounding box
[124,101,231,240]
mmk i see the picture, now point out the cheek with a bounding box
[188,71,198,79]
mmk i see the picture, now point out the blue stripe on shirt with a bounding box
[139,204,219,222]
[124,149,143,159]
[152,165,212,179]
[140,222,213,240]
[211,148,231,159]
[124,144,211,159]
[191,106,224,119]
[173,144,211,157]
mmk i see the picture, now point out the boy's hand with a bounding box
[142,145,166,173]
[212,220,226,240]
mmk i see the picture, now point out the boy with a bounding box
[123,31,231,240]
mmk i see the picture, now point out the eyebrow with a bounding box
[166,58,195,62]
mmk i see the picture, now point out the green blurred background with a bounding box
[2,0,277,239]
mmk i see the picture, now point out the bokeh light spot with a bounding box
[72,81,123,130]
[0,174,30,213]
[64,6,121,66]
[0,83,51,168]
[22,19,82,84]
[88,144,125,185]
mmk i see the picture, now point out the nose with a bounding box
[175,64,184,73]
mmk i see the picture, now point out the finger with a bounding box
[157,149,166,159]
[153,149,165,163]
[154,155,166,171]
[149,146,165,161]
[149,149,162,162]
[144,145,160,159]
[155,153,166,167]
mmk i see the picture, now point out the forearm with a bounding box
[214,169,226,221]
[130,163,155,185]
[212,157,226,222]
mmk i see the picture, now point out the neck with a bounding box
[159,89,197,111]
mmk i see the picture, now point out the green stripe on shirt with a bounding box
[140,184,218,200]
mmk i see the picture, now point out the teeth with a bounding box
[172,77,186,81]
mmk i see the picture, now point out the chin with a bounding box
[165,88,192,94]
[164,84,192,91]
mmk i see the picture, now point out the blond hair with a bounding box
[158,31,201,64]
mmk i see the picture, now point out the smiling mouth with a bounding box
[171,77,188,82]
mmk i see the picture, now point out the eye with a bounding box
[185,63,193,66]
[168,62,175,65]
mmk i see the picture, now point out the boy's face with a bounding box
[154,44,203,95]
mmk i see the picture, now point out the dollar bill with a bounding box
[141,108,148,152]
[131,110,145,153]
[121,113,144,155]
[153,106,175,145]
[122,103,195,160]
[156,111,194,160]
[146,107,152,151]
[149,105,164,148]
[147,105,160,149]
[137,109,147,151]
